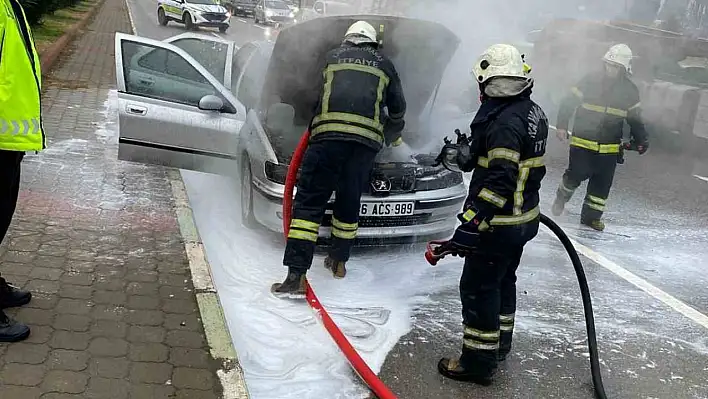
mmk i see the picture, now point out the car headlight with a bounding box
[289,11,294,17]
[225,11,231,17]
[265,10,273,16]
[264,161,298,184]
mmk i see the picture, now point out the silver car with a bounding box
[114,15,467,244]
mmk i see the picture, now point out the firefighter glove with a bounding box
[444,225,480,256]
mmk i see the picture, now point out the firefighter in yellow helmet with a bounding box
[271,20,407,298]
[435,43,548,385]
[0,0,45,342]
[552,43,648,231]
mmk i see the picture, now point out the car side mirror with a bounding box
[198,95,224,112]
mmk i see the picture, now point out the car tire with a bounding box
[157,8,168,26]
[219,25,228,33]
[254,14,259,24]
[184,12,195,30]
[240,158,258,228]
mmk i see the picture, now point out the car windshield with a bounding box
[187,0,219,4]
[265,1,289,9]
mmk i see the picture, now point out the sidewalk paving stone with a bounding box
[0,0,226,396]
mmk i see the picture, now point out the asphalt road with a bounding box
[123,4,708,397]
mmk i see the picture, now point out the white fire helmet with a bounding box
[473,44,530,83]
[344,21,377,44]
[603,43,633,71]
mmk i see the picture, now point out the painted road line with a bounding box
[124,1,250,397]
[693,174,708,183]
[238,18,248,23]
[544,227,708,330]
[253,24,265,29]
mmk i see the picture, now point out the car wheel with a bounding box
[184,12,195,30]
[240,158,258,228]
[254,14,259,24]
[157,8,168,26]
[219,25,228,33]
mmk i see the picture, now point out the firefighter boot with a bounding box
[324,256,346,279]
[271,268,307,299]
[581,219,605,231]
[0,309,30,342]
[438,356,495,386]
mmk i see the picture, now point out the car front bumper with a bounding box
[263,14,295,24]
[193,12,230,27]
[251,177,466,242]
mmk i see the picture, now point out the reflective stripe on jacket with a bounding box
[557,70,647,154]
[309,42,406,151]
[0,0,44,152]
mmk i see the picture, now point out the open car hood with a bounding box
[259,15,461,129]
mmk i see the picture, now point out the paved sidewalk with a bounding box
[0,0,229,397]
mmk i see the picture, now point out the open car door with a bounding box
[114,32,246,175]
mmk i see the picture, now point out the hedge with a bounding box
[20,0,83,26]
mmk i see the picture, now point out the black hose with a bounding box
[539,213,608,399]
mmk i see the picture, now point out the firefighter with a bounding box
[436,44,548,385]
[552,43,648,231]
[271,20,408,298]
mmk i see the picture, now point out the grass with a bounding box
[31,0,99,54]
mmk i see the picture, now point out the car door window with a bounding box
[170,38,229,84]
[237,50,268,110]
[231,44,256,93]
[123,41,220,108]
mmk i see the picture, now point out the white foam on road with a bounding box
[557,233,708,331]
[180,170,450,399]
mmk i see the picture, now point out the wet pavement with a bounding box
[123,4,708,398]
[0,0,224,397]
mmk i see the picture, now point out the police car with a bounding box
[157,0,231,33]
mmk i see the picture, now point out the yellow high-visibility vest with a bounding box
[0,0,44,152]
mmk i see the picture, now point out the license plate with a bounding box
[359,202,414,217]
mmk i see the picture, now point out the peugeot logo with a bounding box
[371,178,391,192]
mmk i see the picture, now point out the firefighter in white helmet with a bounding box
[271,20,407,297]
[552,43,648,231]
[434,43,548,385]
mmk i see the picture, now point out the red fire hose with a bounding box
[282,130,398,399]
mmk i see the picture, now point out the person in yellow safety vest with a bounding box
[552,43,648,231]
[0,0,45,342]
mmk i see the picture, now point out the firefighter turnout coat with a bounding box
[557,70,648,154]
[460,91,548,229]
[309,41,407,151]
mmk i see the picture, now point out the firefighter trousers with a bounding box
[459,221,539,371]
[283,140,377,272]
[556,146,617,222]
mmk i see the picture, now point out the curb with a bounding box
[121,0,251,397]
[39,0,107,75]
[167,170,251,399]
